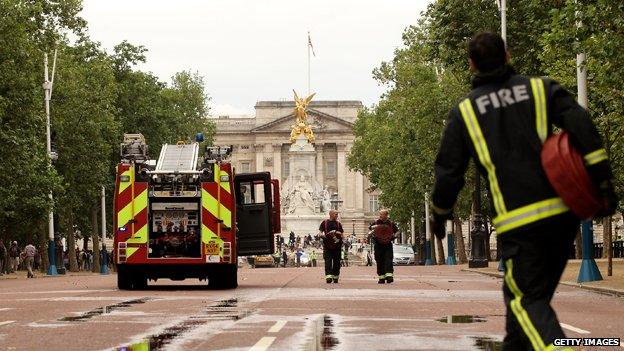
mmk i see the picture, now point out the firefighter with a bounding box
[318,209,344,283]
[430,32,618,350]
[369,209,399,284]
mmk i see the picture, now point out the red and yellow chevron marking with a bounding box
[115,163,149,262]
[200,163,235,262]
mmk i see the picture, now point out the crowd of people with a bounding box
[0,240,114,278]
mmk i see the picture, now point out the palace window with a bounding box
[240,161,251,173]
[369,194,380,213]
[326,160,336,177]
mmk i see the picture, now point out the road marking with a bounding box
[0,308,13,312]
[560,323,590,334]
[0,321,15,327]
[268,320,287,333]
[249,336,276,351]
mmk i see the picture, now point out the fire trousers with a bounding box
[499,213,578,351]
[374,242,393,279]
[323,248,341,278]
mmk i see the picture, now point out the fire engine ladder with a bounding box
[155,143,200,173]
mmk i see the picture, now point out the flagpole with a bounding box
[307,31,311,95]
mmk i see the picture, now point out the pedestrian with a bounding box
[369,209,399,284]
[282,250,288,268]
[366,250,373,267]
[0,241,6,275]
[430,32,618,350]
[310,250,317,267]
[8,241,19,273]
[23,241,36,278]
[318,209,344,283]
[295,247,303,268]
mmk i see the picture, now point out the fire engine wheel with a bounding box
[117,268,132,290]
[208,264,238,289]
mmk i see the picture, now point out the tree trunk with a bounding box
[39,220,49,273]
[435,236,445,264]
[485,220,491,260]
[574,227,582,259]
[91,207,100,273]
[454,219,468,264]
[430,231,437,265]
[604,216,613,276]
[66,212,79,272]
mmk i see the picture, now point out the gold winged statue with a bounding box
[290,90,316,143]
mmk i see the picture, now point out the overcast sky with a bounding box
[80,0,431,115]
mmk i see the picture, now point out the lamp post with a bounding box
[44,51,58,276]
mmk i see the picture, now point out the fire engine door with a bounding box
[234,172,275,256]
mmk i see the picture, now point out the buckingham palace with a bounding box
[211,99,380,238]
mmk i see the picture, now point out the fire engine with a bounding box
[113,134,280,289]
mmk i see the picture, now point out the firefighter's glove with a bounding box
[430,212,446,240]
[596,181,619,218]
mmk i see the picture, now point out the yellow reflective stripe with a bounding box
[505,259,546,350]
[126,247,139,259]
[118,169,133,194]
[118,202,132,228]
[133,188,148,214]
[201,188,219,219]
[126,224,147,244]
[544,345,574,351]
[220,204,232,228]
[493,197,569,234]
[432,204,452,215]
[220,170,231,194]
[584,148,608,165]
[459,99,507,214]
[531,78,548,144]
[201,223,218,242]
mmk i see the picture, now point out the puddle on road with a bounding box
[473,337,503,350]
[118,298,253,351]
[436,315,487,324]
[59,298,149,322]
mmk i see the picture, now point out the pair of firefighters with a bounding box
[318,209,398,284]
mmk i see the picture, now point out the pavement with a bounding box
[0,264,622,350]
[463,258,624,297]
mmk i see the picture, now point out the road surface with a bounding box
[0,265,622,350]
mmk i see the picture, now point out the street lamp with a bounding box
[469,171,488,268]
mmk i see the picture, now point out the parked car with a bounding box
[253,255,275,268]
[392,244,415,265]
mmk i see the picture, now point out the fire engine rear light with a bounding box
[118,248,127,256]
[223,242,232,263]
[118,242,127,248]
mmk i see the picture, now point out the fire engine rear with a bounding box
[113,134,280,290]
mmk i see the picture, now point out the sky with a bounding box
[80,0,432,115]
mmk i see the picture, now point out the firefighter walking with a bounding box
[430,32,618,350]
[319,210,344,283]
[369,209,399,284]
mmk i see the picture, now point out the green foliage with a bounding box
[349,0,622,224]
[0,0,215,246]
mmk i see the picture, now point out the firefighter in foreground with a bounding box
[430,32,618,350]
[319,209,344,283]
[368,209,399,284]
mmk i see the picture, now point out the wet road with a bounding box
[0,265,622,350]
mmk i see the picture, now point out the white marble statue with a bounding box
[321,185,332,213]
[287,175,316,214]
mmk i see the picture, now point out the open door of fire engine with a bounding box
[234,172,275,256]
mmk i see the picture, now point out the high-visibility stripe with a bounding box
[378,275,385,279]
[385,273,393,277]
[326,275,334,279]
[118,169,133,194]
[202,188,219,220]
[117,201,133,229]
[505,259,546,350]
[126,247,139,259]
[127,223,147,244]
[432,204,452,215]
[531,78,548,144]
[584,148,608,165]
[220,169,231,194]
[459,99,507,214]
[493,197,569,234]
[544,345,574,351]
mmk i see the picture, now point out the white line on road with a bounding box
[268,320,287,333]
[249,336,276,351]
[0,321,15,327]
[0,308,13,311]
[560,323,590,334]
